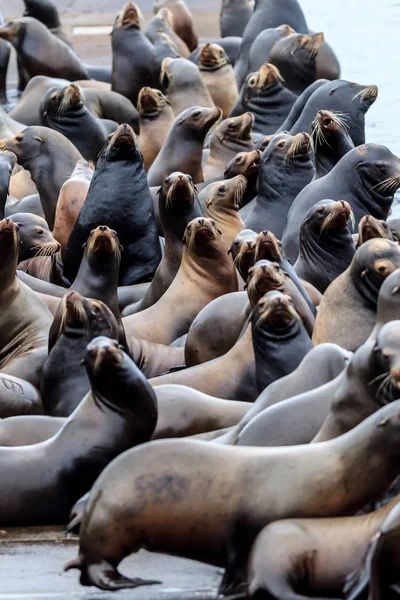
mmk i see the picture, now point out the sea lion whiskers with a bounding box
[373,175,400,194]
[33,241,61,258]
[196,107,222,135]
[320,202,354,234]
[234,175,247,209]
[353,84,379,103]
[57,292,88,342]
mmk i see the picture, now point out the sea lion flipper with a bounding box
[65,557,161,590]
[344,531,382,599]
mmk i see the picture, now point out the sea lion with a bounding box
[160,56,215,116]
[40,83,106,163]
[230,62,297,134]
[123,218,238,345]
[242,132,315,238]
[356,215,395,249]
[42,292,121,417]
[247,24,296,74]
[234,0,309,88]
[63,124,161,286]
[219,0,253,38]
[127,172,202,314]
[147,106,222,186]
[22,0,71,47]
[224,149,261,206]
[66,399,400,593]
[219,342,351,445]
[51,226,126,348]
[368,268,400,341]
[145,7,190,57]
[279,79,379,147]
[154,0,198,51]
[1,127,82,229]
[312,109,355,178]
[0,150,16,219]
[0,29,10,104]
[111,3,154,106]
[246,496,400,600]
[229,228,258,282]
[199,43,238,118]
[0,337,157,526]
[252,290,313,393]
[0,374,42,418]
[294,200,356,293]
[313,239,400,351]
[52,159,94,254]
[137,87,175,171]
[17,251,65,287]
[268,32,325,95]
[203,113,254,181]
[0,218,52,388]
[190,37,243,68]
[345,500,400,599]
[9,212,60,262]
[0,17,88,81]
[9,75,70,125]
[202,175,246,250]
[283,144,400,262]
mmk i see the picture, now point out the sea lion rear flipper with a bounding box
[344,531,382,599]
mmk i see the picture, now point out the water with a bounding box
[301,0,400,155]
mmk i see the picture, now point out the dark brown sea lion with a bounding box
[111,3,154,106]
[51,226,126,349]
[9,212,59,262]
[126,172,202,314]
[203,112,254,180]
[0,336,157,526]
[0,17,88,81]
[313,239,400,351]
[160,56,215,116]
[123,218,238,345]
[230,62,297,134]
[246,496,400,600]
[199,43,238,118]
[202,175,246,250]
[63,124,161,286]
[22,0,71,47]
[283,144,400,263]
[147,105,222,186]
[0,218,52,388]
[311,109,355,178]
[66,399,400,593]
[294,200,356,293]
[268,32,325,95]
[145,7,190,57]
[42,292,121,417]
[137,87,175,171]
[1,127,82,229]
[52,159,94,254]
[356,215,395,249]
[40,83,106,163]
[154,0,197,51]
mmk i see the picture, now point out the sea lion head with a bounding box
[253,290,300,331]
[159,172,196,214]
[0,149,16,175]
[0,127,49,162]
[114,3,142,29]
[312,110,351,148]
[0,217,19,269]
[183,217,224,259]
[213,112,254,145]
[23,0,61,28]
[84,336,158,418]
[255,134,275,154]
[352,82,379,111]
[371,320,400,400]
[352,239,400,308]
[0,19,23,43]
[225,149,261,179]
[154,7,174,28]
[244,63,284,101]
[57,292,119,342]
[246,259,286,306]
[84,226,122,265]
[375,269,400,333]
[270,31,324,67]
[137,87,169,117]
[10,213,60,261]
[228,228,258,280]
[199,43,228,70]
[357,215,395,249]
[261,131,312,169]
[41,84,84,119]
[100,123,140,161]
[206,175,247,212]
[254,230,283,263]
[176,106,222,138]
[353,144,400,199]
[305,199,354,236]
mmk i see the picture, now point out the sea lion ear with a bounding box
[391,285,400,295]
[217,229,223,235]
[81,242,87,250]
[182,235,186,245]
[227,245,232,255]
[156,187,161,195]
[34,136,43,143]
[165,98,171,106]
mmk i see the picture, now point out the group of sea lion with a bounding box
[0,0,399,598]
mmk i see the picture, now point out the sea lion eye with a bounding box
[235,156,242,163]
[228,121,236,129]
[218,185,226,192]
[35,229,44,235]
[89,230,95,237]
[157,91,162,97]
[277,141,287,149]
[193,110,202,118]
[376,162,386,171]
[249,77,257,86]
[15,135,23,142]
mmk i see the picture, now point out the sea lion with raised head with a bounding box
[229,228,258,282]
[311,109,355,178]
[147,106,222,186]
[355,215,395,249]
[283,144,400,262]
[160,56,215,116]
[10,212,60,263]
[63,124,161,286]
[123,218,238,345]
[137,87,175,171]
[224,149,261,206]
[202,175,246,250]
[0,150,17,219]
[199,43,238,118]
[145,7,190,57]
[154,0,197,51]
[247,24,295,74]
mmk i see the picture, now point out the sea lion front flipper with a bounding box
[65,557,161,590]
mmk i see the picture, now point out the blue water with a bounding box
[301,0,400,155]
